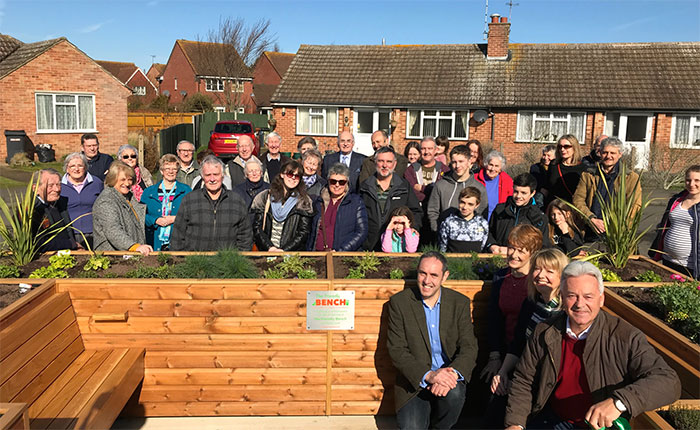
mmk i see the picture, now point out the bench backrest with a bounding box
[0,292,84,406]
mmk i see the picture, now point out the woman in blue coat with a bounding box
[142,154,191,251]
[307,163,368,251]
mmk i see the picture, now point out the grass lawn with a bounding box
[11,161,64,173]
[0,177,25,187]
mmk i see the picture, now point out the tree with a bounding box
[182,93,214,113]
[195,17,277,113]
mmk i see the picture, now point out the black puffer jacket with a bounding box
[250,190,314,251]
[486,196,550,249]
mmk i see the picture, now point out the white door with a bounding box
[604,113,653,169]
[353,109,390,156]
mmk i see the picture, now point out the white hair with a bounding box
[200,155,224,175]
[484,150,507,170]
[266,132,281,144]
[561,261,604,294]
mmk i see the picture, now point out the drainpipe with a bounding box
[490,110,495,142]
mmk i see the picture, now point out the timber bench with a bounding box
[0,286,144,430]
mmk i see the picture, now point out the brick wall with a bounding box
[160,43,196,106]
[253,55,281,86]
[126,70,158,105]
[0,40,130,162]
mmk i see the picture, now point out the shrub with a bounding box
[447,257,478,281]
[472,253,507,281]
[182,93,214,113]
[157,253,173,265]
[389,268,404,280]
[263,254,317,279]
[343,252,385,279]
[663,404,700,430]
[652,280,700,343]
[174,249,259,279]
[0,264,20,278]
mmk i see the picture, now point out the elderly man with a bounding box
[582,134,608,167]
[321,130,366,193]
[359,147,422,250]
[358,130,409,184]
[226,135,266,187]
[260,132,290,181]
[387,251,478,429]
[505,261,680,430]
[170,156,253,251]
[80,134,112,181]
[32,169,78,251]
[175,140,199,186]
[572,137,641,234]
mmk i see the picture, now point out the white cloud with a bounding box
[612,16,655,32]
[79,22,105,34]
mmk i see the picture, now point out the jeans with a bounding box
[527,408,577,430]
[396,381,466,429]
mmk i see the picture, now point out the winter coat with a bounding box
[259,151,290,182]
[227,155,266,188]
[321,151,366,193]
[381,228,419,252]
[427,170,488,232]
[170,187,253,251]
[359,174,423,251]
[403,161,450,202]
[359,152,410,185]
[486,196,550,249]
[85,152,113,181]
[92,186,147,251]
[32,196,77,252]
[550,225,585,257]
[307,188,367,251]
[475,168,513,205]
[649,190,700,277]
[142,180,191,251]
[546,161,585,205]
[175,159,200,187]
[304,175,327,200]
[572,163,641,220]
[251,189,315,251]
[505,311,681,428]
[60,173,103,236]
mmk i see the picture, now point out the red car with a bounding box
[207,120,259,158]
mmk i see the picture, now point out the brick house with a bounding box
[251,51,295,116]
[146,62,165,92]
[270,17,700,167]
[159,39,254,113]
[96,60,158,106]
[0,34,131,162]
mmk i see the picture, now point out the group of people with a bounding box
[31,130,699,278]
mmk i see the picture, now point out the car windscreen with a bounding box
[214,123,252,134]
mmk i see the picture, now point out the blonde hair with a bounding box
[526,248,569,303]
[556,134,582,165]
[104,160,135,187]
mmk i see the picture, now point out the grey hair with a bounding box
[37,168,60,186]
[244,157,263,173]
[561,261,604,294]
[265,132,281,144]
[420,136,436,146]
[302,149,323,164]
[200,155,224,175]
[600,137,625,154]
[177,140,194,150]
[484,150,507,170]
[328,162,350,179]
[117,144,138,159]
[237,134,254,147]
[63,152,88,173]
[337,132,355,144]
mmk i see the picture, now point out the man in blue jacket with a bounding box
[80,134,113,181]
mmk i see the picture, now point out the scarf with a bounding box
[271,193,299,222]
[157,182,177,244]
[591,162,620,218]
[132,166,145,201]
[303,174,317,188]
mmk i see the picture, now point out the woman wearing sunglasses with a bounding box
[251,160,314,252]
[117,144,153,202]
[307,163,368,251]
[545,134,585,206]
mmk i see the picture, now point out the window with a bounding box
[205,78,224,92]
[516,111,586,143]
[406,110,468,139]
[604,113,652,143]
[174,78,177,90]
[213,106,226,113]
[671,114,700,148]
[35,93,95,132]
[232,80,244,93]
[297,107,338,135]
[133,86,146,96]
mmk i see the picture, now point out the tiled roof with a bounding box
[264,51,295,79]
[151,63,166,74]
[0,35,64,79]
[273,42,700,110]
[95,60,139,84]
[177,39,252,79]
[252,83,278,108]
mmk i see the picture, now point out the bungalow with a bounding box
[95,60,158,107]
[252,51,295,117]
[159,39,254,113]
[270,17,700,167]
[0,34,130,161]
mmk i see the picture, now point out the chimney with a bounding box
[487,14,510,60]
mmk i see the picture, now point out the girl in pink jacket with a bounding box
[381,206,420,253]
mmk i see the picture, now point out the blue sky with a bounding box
[1,0,698,71]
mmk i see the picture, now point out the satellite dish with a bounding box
[473,110,489,124]
[162,90,170,97]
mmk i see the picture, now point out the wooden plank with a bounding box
[0,280,56,331]
[332,334,380,351]
[145,368,327,385]
[81,334,328,351]
[0,293,72,361]
[331,400,382,415]
[332,351,393,369]
[90,312,129,322]
[0,309,76,387]
[332,368,390,385]
[329,385,386,401]
[136,401,326,416]
[631,411,674,430]
[656,399,700,410]
[139,385,327,402]
[144,351,326,368]
[0,403,28,430]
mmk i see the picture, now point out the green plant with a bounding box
[83,254,111,271]
[262,267,286,279]
[80,270,100,278]
[472,253,507,281]
[157,252,173,265]
[297,268,317,279]
[346,267,365,279]
[389,268,404,280]
[0,264,20,278]
[652,280,700,343]
[263,254,317,279]
[599,268,622,282]
[343,252,386,279]
[633,270,663,283]
[125,264,177,279]
[48,253,76,269]
[419,243,440,253]
[447,257,479,281]
[662,404,700,430]
[174,249,259,279]
[29,266,68,279]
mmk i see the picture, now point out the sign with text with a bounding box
[306,290,355,330]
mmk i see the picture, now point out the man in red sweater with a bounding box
[505,261,680,430]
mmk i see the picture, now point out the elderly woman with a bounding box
[545,134,585,205]
[301,149,326,198]
[251,160,315,252]
[117,144,153,201]
[234,157,270,227]
[475,150,513,220]
[92,161,152,255]
[307,163,368,251]
[141,154,192,251]
[60,152,103,247]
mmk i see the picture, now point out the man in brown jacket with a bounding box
[505,261,680,430]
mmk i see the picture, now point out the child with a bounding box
[546,199,584,256]
[381,206,420,252]
[438,187,489,252]
[435,135,450,165]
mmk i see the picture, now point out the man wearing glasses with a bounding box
[175,140,199,187]
[80,134,112,181]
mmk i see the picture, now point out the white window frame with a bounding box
[296,107,338,136]
[515,111,587,143]
[670,113,700,149]
[35,93,97,134]
[232,80,244,93]
[213,106,226,113]
[205,78,224,92]
[405,109,469,140]
[133,86,146,96]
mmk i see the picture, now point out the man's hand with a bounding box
[585,398,621,430]
[428,382,451,397]
[505,426,523,430]
[426,368,457,389]
[414,184,422,192]
[591,218,606,233]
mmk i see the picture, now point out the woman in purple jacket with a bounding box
[60,152,103,248]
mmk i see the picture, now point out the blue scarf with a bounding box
[303,174,317,188]
[271,193,299,222]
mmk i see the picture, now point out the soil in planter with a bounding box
[610,287,665,318]
[333,256,418,280]
[0,283,40,310]
[598,259,674,282]
[251,256,326,279]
